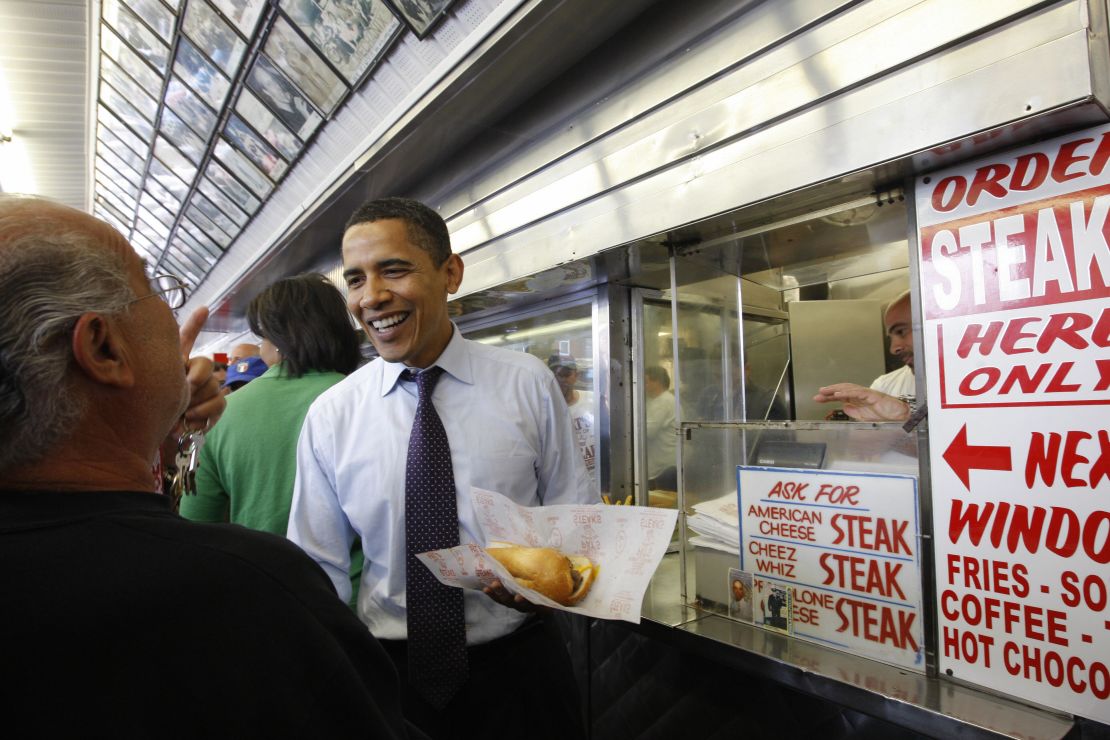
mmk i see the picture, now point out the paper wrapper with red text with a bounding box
[415,487,678,623]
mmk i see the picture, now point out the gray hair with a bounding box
[0,199,135,475]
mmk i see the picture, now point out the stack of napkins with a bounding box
[686,493,740,555]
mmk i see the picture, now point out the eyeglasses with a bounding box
[129,273,189,310]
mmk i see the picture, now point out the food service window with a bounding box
[664,194,928,672]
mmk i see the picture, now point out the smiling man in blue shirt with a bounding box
[288,197,592,739]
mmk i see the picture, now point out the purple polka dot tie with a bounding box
[404,367,468,708]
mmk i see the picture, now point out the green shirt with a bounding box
[181,365,362,602]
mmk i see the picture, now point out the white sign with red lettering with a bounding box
[737,466,924,670]
[917,122,1110,722]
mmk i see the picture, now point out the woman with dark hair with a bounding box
[182,274,362,591]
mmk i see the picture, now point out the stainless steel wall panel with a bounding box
[443,0,1059,242]
[454,1,1105,298]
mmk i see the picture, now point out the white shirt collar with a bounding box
[378,323,474,396]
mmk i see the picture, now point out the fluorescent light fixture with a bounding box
[0,66,36,194]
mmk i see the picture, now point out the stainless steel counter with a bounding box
[637,554,1076,740]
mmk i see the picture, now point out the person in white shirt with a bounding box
[287,197,590,739]
[547,353,596,487]
[644,366,677,479]
[815,290,916,421]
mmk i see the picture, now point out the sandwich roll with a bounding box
[486,545,597,606]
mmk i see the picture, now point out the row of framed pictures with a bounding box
[92,0,460,289]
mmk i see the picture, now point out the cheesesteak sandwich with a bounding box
[486,545,598,606]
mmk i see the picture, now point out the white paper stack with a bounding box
[686,492,740,555]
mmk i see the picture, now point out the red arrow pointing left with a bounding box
[943,424,1013,491]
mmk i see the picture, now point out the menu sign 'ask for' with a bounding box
[917,123,1110,722]
[738,466,924,670]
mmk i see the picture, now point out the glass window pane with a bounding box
[97,133,146,176]
[129,228,159,256]
[94,195,132,229]
[190,191,239,235]
[143,173,183,211]
[174,225,222,260]
[96,151,143,188]
[173,237,217,268]
[167,240,211,273]
[139,191,176,228]
[162,249,205,286]
[185,206,232,247]
[133,218,166,247]
[179,219,222,255]
[95,169,139,201]
[137,206,171,239]
[193,178,247,227]
[95,206,131,238]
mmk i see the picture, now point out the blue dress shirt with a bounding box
[288,327,594,645]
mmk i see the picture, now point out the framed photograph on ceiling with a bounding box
[97,106,147,157]
[262,16,346,114]
[97,128,146,174]
[224,115,289,180]
[214,139,274,199]
[120,0,176,41]
[100,27,164,99]
[174,37,231,111]
[164,77,218,139]
[235,89,301,161]
[101,0,170,72]
[203,160,261,214]
[143,169,184,210]
[210,0,268,36]
[190,192,239,236]
[153,136,198,183]
[383,0,454,39]
[99,81,154,140]
[282,0,402,84]
[100,56,159,122]
[245,54,323,140]
[159,108,207,165]
[182,0,248,76]
[148,158,190,201]
[194,181,248,227]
